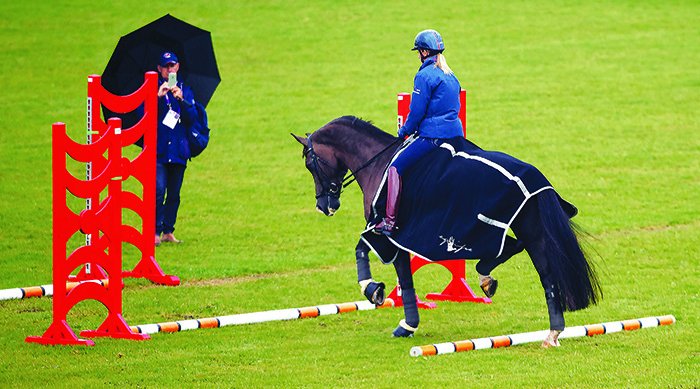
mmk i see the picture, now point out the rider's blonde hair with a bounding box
[435,53,453,75]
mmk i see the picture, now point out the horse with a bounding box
[292,115,601,347]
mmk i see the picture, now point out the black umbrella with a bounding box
[101,14,220,126]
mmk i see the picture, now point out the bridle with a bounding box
[305,135,346,201]
[305,134,402,199]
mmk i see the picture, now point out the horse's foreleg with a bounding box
[392,249,419,337]
[355,239,372,282]
[356,239,386,305]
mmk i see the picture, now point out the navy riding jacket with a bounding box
[398,56,463,139]
[157,79,198,165]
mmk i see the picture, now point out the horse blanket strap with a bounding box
[361,137,577,264]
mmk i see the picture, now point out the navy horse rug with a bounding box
[361,137,577,264]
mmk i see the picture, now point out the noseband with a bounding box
[305,135,346,200]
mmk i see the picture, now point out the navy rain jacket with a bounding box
[157,79,198,165]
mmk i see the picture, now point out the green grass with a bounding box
[1,0,699,387]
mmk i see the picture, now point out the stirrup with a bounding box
[371,220,385,235]
[381,224,396,237]
[372,218,396,236]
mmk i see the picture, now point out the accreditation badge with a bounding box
[162,109,180,129]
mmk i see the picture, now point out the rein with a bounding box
[306,135,402,197]
[340,138,402,188]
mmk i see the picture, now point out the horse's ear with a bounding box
[291,133,308,146]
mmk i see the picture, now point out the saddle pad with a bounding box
[361,138,576,264]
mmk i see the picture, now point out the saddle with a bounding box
[362,137,576,264]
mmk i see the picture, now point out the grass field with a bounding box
[0,1,698,387]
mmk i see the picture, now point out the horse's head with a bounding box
[292,133,348,216]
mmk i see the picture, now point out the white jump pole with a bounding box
[130,298,395,335]
[410,315,676,357]
[0,279,108,301]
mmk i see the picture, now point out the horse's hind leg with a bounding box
[476,236,524,275]
[475,236,525,297]
[391,249,419,337]
[511,199,565,347]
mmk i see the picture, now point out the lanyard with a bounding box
[162,81,180,111]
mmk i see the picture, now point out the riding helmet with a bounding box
[412,29,445,52]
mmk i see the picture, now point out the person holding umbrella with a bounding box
[154,51,198,246]
[101,15,220,247]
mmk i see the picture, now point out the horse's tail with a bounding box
[537,190,602,311]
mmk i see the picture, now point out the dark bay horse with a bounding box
[292,116,601,346]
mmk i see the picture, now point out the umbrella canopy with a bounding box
[101,14,220,125]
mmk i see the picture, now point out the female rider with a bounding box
[374,29,463,236]
[364,30,465,337]
[366,31,502,324]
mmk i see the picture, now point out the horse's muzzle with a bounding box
[316,196,340,217]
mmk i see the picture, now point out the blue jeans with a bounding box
[390,137,442,175]
[156,162,187,235]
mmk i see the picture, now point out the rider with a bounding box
[374,29,463,237]
[364,30,465,337]
[372,29,506,299]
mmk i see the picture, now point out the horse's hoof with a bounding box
[541,330,561,348]
[480,276,498,298]
[363,281,386,306]
[392,326,414,338]
[392,319,416,338]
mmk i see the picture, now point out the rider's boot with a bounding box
[373,167,402,236]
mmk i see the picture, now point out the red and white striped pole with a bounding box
[131,299,395,335]
[0,279,109,301]
[410,315,676,357]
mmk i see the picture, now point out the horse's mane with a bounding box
[315,115,396,145]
